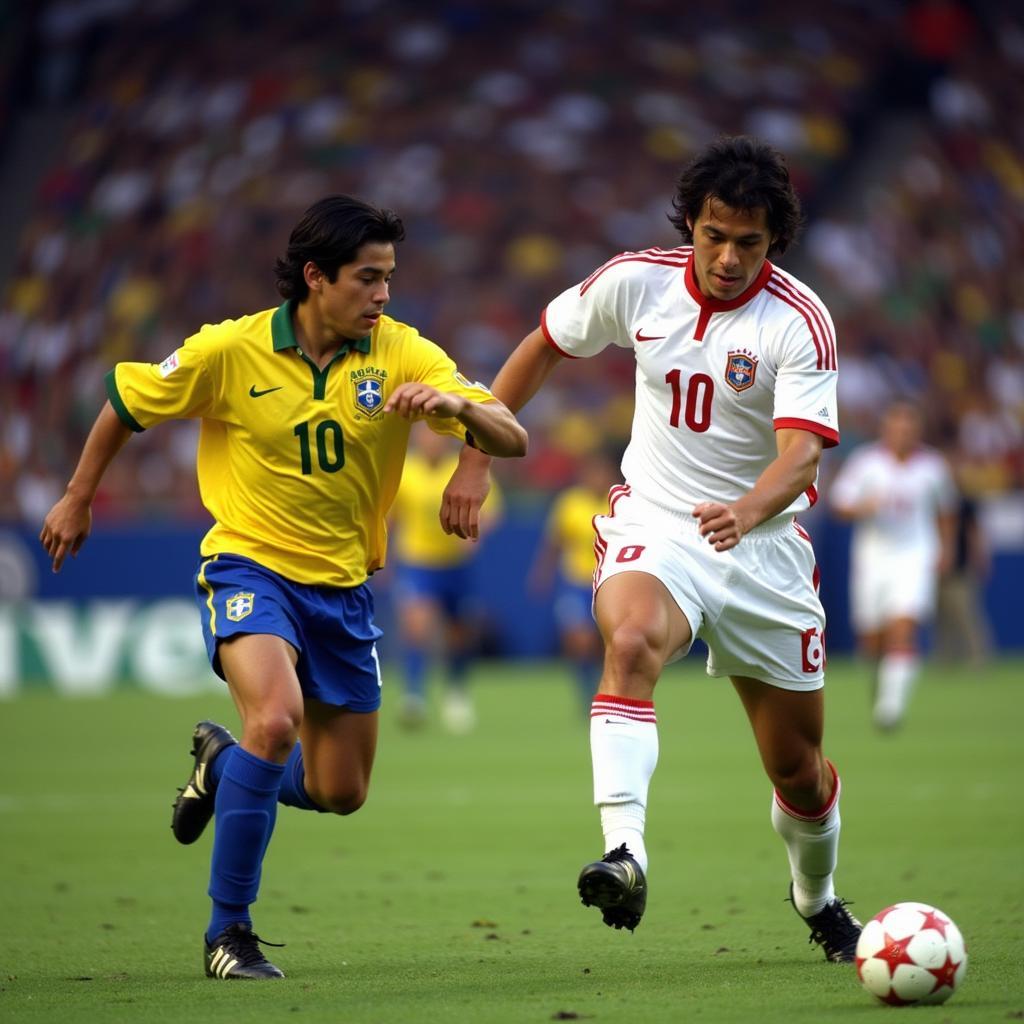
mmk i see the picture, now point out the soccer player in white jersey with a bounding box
[442,135,861,962]
[831,400,956,730]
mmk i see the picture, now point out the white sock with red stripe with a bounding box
[590,694,658,874]
[771,760,841,917]
[875,652,919,729]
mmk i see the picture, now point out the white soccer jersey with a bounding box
[543,246,839,519]
[831,444,956,559]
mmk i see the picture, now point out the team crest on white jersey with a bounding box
[225,592,255,621]
[724,350,758,393]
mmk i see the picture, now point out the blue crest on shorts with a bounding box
[724,350,758,393]
[354,375,385,416]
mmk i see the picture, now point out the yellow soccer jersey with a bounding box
[547,486,607,586]
[390,451,503,568]
[106,302,496,587]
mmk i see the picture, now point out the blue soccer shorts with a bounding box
[392,562,472,619]
[194,553,384,711]
[553,578,595,631]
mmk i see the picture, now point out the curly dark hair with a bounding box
[275,195,406,301]
[668,136,803,256]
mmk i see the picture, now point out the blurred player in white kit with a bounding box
[831,400,956,730]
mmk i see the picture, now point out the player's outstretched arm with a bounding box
[39,402,134,572]
[382,383,527,458]
[693,428,823,552]
[441,327,565,539]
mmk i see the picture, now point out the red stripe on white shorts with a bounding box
[607,483,631,515]
[592,517,609,588]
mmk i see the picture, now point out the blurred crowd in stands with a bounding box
[1,0,1021,525]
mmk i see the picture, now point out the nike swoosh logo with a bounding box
[249,385,283,398]
[635,329,666,342]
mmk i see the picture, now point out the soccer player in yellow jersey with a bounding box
[530,447,620,713]
[389,425,503,732]
[39,195,526,980]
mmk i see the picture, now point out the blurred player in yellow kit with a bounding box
[389,423,502,732]
[531,447,620,713]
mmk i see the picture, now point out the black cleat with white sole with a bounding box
[171,720,236,845]
[577,843,647,931]
[790,884,862,963]
[205,923,285,980]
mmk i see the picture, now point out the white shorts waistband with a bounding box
[619,492,797,539]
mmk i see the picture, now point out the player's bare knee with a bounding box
[310,782,368,816]
[604,624,661,684]
[243,711,301,762]
[769,751,827,806]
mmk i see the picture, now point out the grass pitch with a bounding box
[2,658,1022,1023]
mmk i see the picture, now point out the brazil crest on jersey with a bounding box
[105,302,495,587]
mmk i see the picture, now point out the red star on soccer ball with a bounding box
[873,932,917,975]
[928,952,961,993]
[880,990,912,1007]
[920,908,950,938]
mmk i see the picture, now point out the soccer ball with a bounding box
[855,902,967,1006]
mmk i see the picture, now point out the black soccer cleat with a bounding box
[577,843,647,931]
[204,923,285,980]
[171,720,237,845]
[790,884,862,963]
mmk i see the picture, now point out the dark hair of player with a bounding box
[275,195,406,301]
[668,135,803,257]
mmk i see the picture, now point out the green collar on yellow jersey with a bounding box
[271,300,372,400]
[271,300,372,356]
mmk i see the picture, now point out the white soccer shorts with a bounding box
[849,546,938,633]
[592,490,827,691]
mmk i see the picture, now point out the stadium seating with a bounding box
[0,0,1020,523]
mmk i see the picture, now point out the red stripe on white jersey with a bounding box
[804,484,818,507]
[768,273,837,368]
[773,417,840,448]
[793,522,812,543]
[591,694,657,723]
[540,307,578,359]
[774,760,839,821]
[767,275,837,370]
[765,283,826,369]
[580,252,690,297]
[579,246,692,293]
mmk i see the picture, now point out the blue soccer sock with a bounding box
[402,646,428,699]
[277,742,326,812]
[206,746,285,943]
[207,743,232,789]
